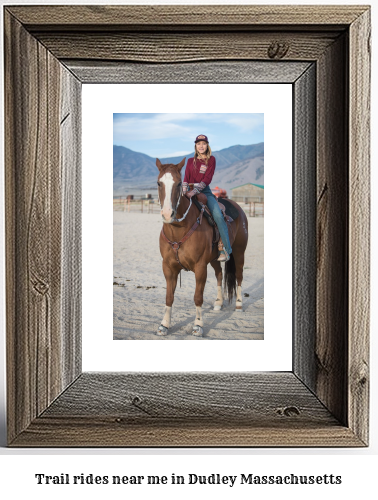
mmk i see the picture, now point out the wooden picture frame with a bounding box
[4,5,370,447]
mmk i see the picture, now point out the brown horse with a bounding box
[156,157,248,336]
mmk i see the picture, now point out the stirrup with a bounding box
[217,250,230,262]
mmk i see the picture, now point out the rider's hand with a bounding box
[187,190,197,199]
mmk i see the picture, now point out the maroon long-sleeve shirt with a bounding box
[183,156,216,194]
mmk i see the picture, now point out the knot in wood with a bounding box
[131,395,154,416]
[354,361,368,388]
[276,406,300,417]
[33,280,49,295]
[131,395,142,406]
[268,41,289,59]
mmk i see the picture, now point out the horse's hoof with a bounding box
[235,299,243,311]
[157,325,168,336]
[213,304,222,311]
[192,325,203,337]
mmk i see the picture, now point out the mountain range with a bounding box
[113,142,264,195]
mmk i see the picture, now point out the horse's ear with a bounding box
[156,158,163,171]
[177,157,186,172]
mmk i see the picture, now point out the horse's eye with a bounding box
[178,182,182,187]
[157,182,161,187]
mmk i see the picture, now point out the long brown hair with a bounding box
[193,143,212,171]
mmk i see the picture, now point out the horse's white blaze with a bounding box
[160,172,175,220]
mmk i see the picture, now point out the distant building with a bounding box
[231,183,264,203]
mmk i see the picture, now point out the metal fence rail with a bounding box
[113,198,161,214]
[113,198,264,217]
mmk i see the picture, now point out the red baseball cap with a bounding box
[194,134,209,143]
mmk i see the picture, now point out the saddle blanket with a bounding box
[218,198,240,221]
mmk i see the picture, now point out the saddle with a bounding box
[190,190,239,250]
[193,195,239,226]
[161,189,239,271]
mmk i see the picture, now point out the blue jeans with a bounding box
[202,186,232,255]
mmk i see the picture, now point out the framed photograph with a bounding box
[111,108,267,342]
[5,5,370,446]
[84,85,292,371]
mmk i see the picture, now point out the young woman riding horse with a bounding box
[156,134,248,337]
[183,135,232,262]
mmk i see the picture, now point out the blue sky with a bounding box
[113,113,264,158]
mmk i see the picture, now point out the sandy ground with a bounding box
[113,211,264,340]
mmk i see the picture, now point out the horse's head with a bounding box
[156,157,186,223]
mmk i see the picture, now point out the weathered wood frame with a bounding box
[4,5,370,447]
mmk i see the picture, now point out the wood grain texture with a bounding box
[7,5,367,28]
[4,11,80,444]
[316,34,349,426]
[348,9,371,445]
[60,67,82,388]
[4,5,370,447]
[11,419,363,448]
[5,12,60,441]
[65,60,312,84]
[33,32,339,63]
[11,373,363,447]
[293,64,316,390]
[41,373,337,422]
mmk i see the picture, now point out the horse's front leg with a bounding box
[157,261,179,336]
[192,265,207,337]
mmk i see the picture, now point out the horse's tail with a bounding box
[224,253,237,303]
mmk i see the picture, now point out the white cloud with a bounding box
[113,115,192,142]
[156,113,200,123]
[226,114,264,132]
[201,113,264,131]
[113,113,264,145]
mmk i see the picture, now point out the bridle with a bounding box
[160,183,192,224]
[173,196,192,223]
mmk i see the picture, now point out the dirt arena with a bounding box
[113,212,264,340]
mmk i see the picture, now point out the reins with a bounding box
[172,196,192,223]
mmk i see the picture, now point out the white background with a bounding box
[0,0,377,498]
[82,83,292,371]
